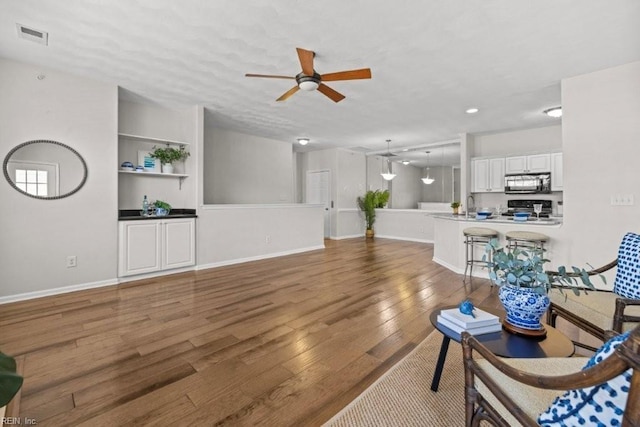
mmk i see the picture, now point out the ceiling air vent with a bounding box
[16,24,48,45]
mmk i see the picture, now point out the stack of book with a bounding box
[437,307,502,335]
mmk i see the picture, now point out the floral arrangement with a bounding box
[484,238,601,295]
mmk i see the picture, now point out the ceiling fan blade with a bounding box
[317,83,345,103]
[321,68,372,82]
[245,73,295,79]
[276,86,300,102]
[296,48,315,75]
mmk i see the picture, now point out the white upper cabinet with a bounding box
[551,152,563,191]
[505,153,551,174]
[472,157,505,192]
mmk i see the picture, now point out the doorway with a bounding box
[306,170,331,238]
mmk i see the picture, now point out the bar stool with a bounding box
[463,227,499,283]
[505,230,549,253]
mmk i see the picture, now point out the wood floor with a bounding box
[1,238,500,426]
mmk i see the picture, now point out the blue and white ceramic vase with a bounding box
[498,284,550,337]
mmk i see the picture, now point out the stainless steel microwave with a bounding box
[504,173,551,194]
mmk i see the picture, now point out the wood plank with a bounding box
[1,238,499,425]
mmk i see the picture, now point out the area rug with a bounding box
[324,330,465,426]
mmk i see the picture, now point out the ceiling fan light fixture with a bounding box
[298,80,319,91]
[544,107,562,118]
[297,138,309,145]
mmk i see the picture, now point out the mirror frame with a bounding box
[3,139,88,200]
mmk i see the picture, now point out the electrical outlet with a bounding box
[265,235,271,244]
[66,255,77,268]
[611,194,635,206]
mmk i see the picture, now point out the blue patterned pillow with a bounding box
[538,331,631,426]
[613,232,640,299]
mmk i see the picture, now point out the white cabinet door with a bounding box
[472,157,505,192]
[472,158,489,192]
[119,218,196,277]
[551,152,563,191]
[505,154,551,173]
[163,219,196,269]
[505,156,527,174]
[488,158,505,192]
[119,221,162,276]
[527,153,551,173]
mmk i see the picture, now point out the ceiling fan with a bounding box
[245,48,372,103]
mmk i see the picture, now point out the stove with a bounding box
[502,199,553,218]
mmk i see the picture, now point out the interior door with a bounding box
[306,170,331,238]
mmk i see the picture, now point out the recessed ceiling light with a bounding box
[465,108,479,114]
[297,138,309,145]
[544,107,562,118]
[401,160,410,165]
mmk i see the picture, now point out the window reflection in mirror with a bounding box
[3,140,88,200]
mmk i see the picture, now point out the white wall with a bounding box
[0,58,118,299]
[203,127,293,204]
[390,163,422,209]
[118,101,198,210]
[561,61,640,268]
[196,205,325,268]
[473,125,562,157]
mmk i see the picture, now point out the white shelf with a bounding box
[118,133,190,146]
[118,170,188,178]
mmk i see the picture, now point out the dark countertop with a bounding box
[119,208,197,221]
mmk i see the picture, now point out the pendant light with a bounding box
[381,139,396,181]
[422,151,435,184]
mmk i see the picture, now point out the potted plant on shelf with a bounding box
[0,352,23,417]
[451,201,461,215]
[484,239,600,337]
[149,145,190,174]
[153,200,171,216]
[357,189,390,238]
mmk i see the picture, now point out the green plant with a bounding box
[0,352,23,407]
[154,200,172,211]
[149,145,190,165]
[484,238,601,295]
[375,189,390,208]
[451,201,461,209]
[357,190,389,230]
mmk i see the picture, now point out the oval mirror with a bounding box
[3,140,88,200]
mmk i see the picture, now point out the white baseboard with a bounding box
[196,244,326,271]
[117,266,196,283]
[331,233,364,240]
[0,278,118,305]
[375,234,433,244]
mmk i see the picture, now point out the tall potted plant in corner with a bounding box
[0,352,23,418]
[485,239,600,337]
[357,189,389,238]
[149,145,190,174]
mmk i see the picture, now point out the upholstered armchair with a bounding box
[461,325,640,427]
[547,232,640,351]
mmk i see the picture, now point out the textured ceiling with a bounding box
[1,0,639,165]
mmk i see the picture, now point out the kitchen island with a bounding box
[432,214,564,278]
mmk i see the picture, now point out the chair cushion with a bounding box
[548,288,640,333]
[475,357,584,426]
[537,331,632,426]
[613,232,640,299]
